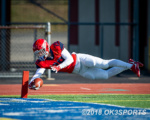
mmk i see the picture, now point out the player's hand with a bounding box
[28,80,36,90]
[50,65,61,73]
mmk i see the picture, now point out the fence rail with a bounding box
[0,26,45,29]
[0,23,51,78]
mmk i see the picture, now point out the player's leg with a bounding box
[76,53,143,77]
[107,59,132,69]
[106,67,127,78]
[77,53,132,69]
[79,67,109,80]
[106,59,144,77]
[77,53,109,69]
[79,67,127,80]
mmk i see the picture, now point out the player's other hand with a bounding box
[50,65,61,73]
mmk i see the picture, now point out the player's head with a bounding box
[33,38,49,59]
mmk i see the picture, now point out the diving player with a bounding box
[29,39,143,89]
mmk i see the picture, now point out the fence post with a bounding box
[47,22,51,79]
[100,25,104,58]
[133,0,139,61]
[46,22,55,80]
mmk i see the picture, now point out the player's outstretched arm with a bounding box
[28,68,45,89]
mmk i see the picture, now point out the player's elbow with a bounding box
[68,57,74,65]
[70,57,74,64]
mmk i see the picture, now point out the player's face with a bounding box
[38,50,44,57]
[34,49,46,58]
[47,52,51,57]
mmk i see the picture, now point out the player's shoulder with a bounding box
[51,41,64,50]
[52,41,62,45]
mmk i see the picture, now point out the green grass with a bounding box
[0,94,150,109]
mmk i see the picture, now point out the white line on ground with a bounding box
[80,87,91,91]
[128,77,139,80]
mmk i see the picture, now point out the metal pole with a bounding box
[47,22,51,79]
[34,29,37,61]
[1,0,7,71]
[100,25,104,58]
[46,22,55,80]
[68,0,71,51]
[1,0,6,25]
[133,0,139,61]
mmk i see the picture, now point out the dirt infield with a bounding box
[0,83,150,95]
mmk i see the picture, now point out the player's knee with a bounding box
[101,61,110,69]
[98,72,109,79]
[107,59,116,67]
[87,74,95,80]
[82,73,95,80]
[102,74,109,79]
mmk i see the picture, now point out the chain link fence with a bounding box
[0,24,49,78]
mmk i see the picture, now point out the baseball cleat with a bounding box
[128,59,144,67]
[128,59,144,77]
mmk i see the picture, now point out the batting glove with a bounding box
[51,66,61,73]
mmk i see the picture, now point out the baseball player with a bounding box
[29,39,143,89]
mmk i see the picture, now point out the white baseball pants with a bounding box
[72,53,132,79]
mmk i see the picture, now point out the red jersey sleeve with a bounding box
[36,59,55,69]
